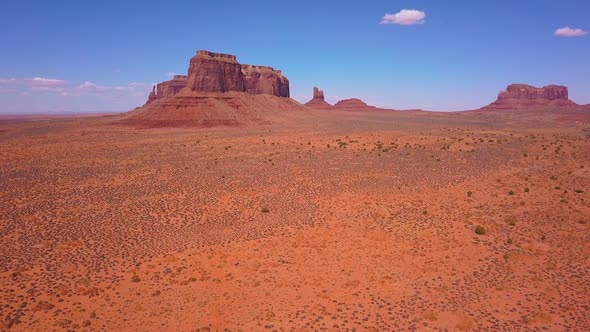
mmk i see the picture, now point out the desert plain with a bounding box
[0,108,589,331]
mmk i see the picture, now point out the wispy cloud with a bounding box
[77,81,150,97]
[554,27,587,37]
[166,72,177,77]
[1,77,150,99]
[380,9,426,25]
[0,78,17,84]
[27,77,66,87]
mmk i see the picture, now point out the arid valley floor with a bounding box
[1,110,589,331]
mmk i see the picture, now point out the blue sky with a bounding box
[0,0,588,113]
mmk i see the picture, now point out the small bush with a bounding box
[475,225,486,235]
[508,190,515,196]
[131,275,141,283]
[507,238,513,244]
[524,187,529,193]
[261,207,270,213]
[467,191,473,197]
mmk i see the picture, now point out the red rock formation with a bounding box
[313,87,324,100]
[242,65,289,97]
[334,98,377,111]
[147,86,157,104]
[158,75,188,97]
[187,51,245,93]
[133,50,302,128]
[146,51,290,104]
[305,87,333,110]
[482,84,579,110]
[146,76,188,104]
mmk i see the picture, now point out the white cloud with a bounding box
[79,81,97,90]
[0,78,17,84]
[1,77,151,99]
[380,9,426,25]
[28,77,66,87]
[166,72,177,77]
[555,27,587,37]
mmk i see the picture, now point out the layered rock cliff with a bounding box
[242,65,289,97]
[147,75,188,104]
[304,87,333,110]
[132,50,303,128]
[146,50,289,104]
[482,84,579,110]
[187,51,245,93]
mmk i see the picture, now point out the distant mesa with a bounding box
[126,50,305,128]
[304,87,334,110]
[146,50,290,104]
[304,87,379,111]
[481,84,582,111]
[334,98,378,111]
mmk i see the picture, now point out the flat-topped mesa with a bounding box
[195,50,238,63]
[174,50,289,97]
[499,84,569,101]
[483,84,578,110]
[242,65,290,97]
[334,98,377,111]
[305,86,333,110]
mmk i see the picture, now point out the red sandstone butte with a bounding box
[146,50,289,104]
[129,50,303,128]
[482,84,580,110]
[304,87,334,110]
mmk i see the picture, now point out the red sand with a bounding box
[0,109,589,331]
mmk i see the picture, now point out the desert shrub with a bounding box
[467,191,473,197]
[524,187,529,193]
[508,190,515,195]
[131,275,141,283]
[261,207,270,213]
[475,225,486,235]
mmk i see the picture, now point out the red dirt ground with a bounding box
[1,109,589,331]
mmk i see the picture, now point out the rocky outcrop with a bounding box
[482,84,579,110]
[146,50,290,104]
[133,50,303,128]
[146,75,188,104]
[313,87,324,100]
[242,65,290,97]
[334,98,377,111]
[304,87,333,110]
[187,51,245,93]
[147,86,157,104]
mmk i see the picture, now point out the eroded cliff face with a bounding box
[146,75,188,104]
[483,84,578,110]
[242,65,289,97]
[187,51,245,93]
[498,84,569,101]
[146,50,290,104]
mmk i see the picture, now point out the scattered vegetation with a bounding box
[475,225,486,235]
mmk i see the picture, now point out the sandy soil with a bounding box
[1,109,589,331]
